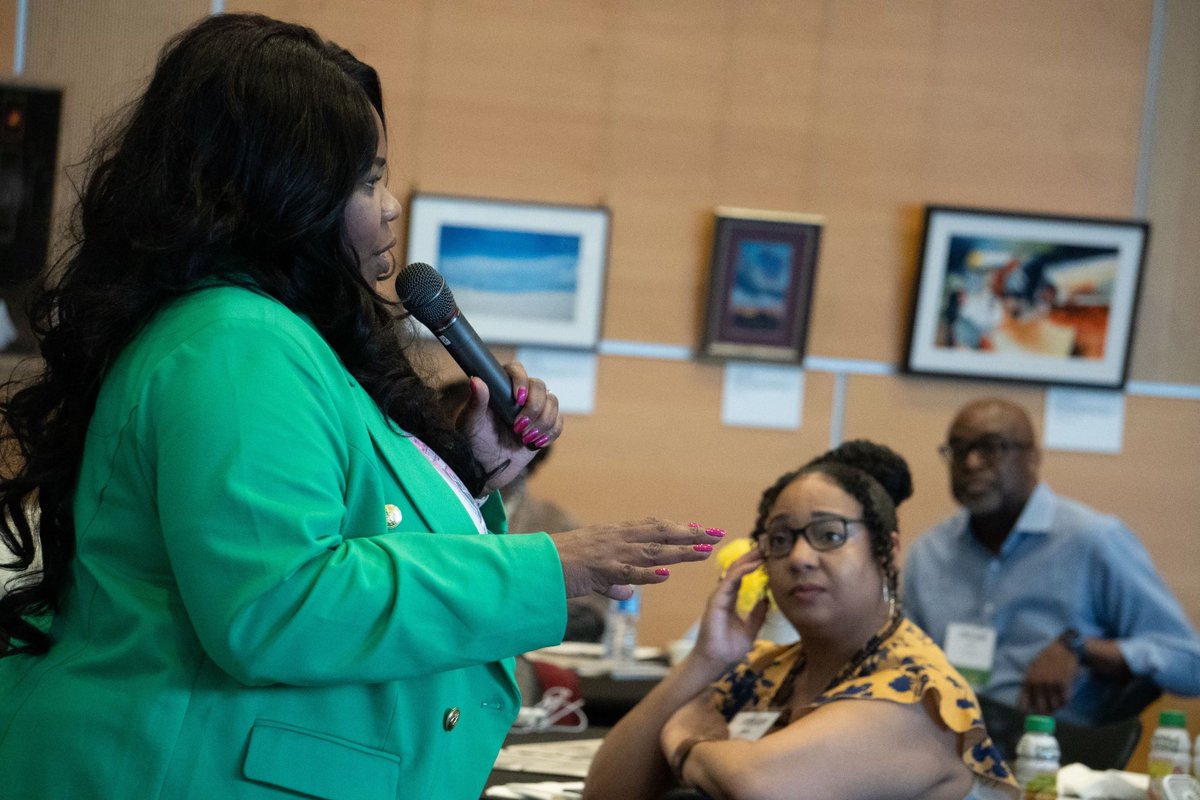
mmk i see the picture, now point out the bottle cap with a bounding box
[1024,714,1056,733]
[1159,710,1187,728]
[615,590,641,613]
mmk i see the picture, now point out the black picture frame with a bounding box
[904,205,1149,389]
[1,84,62,354]
[699,207,823,363]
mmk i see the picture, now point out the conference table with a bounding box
[482,658,1172,800]
[485,726,710,800]
[483,649,669,799]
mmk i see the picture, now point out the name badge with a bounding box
[944,622,997,689]
[728,710,782,741]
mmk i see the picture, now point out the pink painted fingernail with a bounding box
[521,428,541,445]
[688,522,701,529]
[516,387,528,406]
[705,527,726,537]
[693,543,713,552]
[534,434,551,448]
[513,417,530,434]
[655,567,670,577]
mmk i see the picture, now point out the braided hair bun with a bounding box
[806,439,913,509]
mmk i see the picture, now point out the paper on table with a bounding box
[1056,762,1149,799]
[529,642,667,677]
[483,780,584,799]
[492,738,604,779]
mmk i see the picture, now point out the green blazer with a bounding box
[0,286,567,799]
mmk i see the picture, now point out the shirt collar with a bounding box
[1011,481,1055,534]
[950,481,1055,545]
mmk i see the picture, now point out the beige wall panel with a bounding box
[1133,0,1200,384]
[805,205,920,363]
[1,0,14,77]
[23,0,209,261]
[717,3,824,202]
[923,0,1147,216]
[602,181,715,346]
[399,2,612,203]
[841,376,1200,630]
[234,1,1159,367]
[598,5,729,346]
[1046,395,1200,622]
[739,3,935,362]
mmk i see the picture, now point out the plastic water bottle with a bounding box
[1148,710,1191,779]
[1014,714,1060,800]
[603,590,640,665]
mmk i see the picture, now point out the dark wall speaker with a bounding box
[0,84,62,352]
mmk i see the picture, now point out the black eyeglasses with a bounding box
[754,516,864,559]
[938,435,1032,464]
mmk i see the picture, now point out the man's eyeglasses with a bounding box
[938,435,1032,464]
[754,516,864,559]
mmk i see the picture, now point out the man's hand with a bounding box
[1018,637,1080,714]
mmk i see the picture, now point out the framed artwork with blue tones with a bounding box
[405,193,610,349]
[700,208,824,363]
[905,205,1148,389]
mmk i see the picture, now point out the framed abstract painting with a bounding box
[905,205,1148,389]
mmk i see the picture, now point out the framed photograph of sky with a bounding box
[405,193,610,349]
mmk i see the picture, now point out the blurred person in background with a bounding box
[905,397,1200,726]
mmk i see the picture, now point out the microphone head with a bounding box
[395,262,457,329]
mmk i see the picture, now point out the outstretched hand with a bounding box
[694,547,770,667]
[551,519,725,599]
[456,363,562,493]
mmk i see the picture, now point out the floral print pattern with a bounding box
[711,618,1019,793]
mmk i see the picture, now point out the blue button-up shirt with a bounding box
[903,483,1200,726]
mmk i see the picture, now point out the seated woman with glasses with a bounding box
[584,441,1019,800]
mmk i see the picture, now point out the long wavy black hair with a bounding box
[0,13,485,656]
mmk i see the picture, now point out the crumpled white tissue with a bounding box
[1056,762,1150,799]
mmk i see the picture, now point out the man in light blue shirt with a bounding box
[903,398,1200,727]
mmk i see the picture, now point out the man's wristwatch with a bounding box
[1059,628,1088,662]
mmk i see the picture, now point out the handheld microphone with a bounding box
[395,262,521,426]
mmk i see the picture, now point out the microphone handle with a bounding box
[436,315,521,427]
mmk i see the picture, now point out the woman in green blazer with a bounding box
[0,14,719,799]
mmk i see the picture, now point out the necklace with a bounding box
[769,611,903,710]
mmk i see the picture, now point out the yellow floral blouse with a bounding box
[711,618,1020,796]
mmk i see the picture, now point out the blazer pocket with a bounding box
[242,720,400,800]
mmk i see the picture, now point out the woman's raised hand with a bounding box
[456,362,562,492]
[551,519,725,599]
[693,547,769,667]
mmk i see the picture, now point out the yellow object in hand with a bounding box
[716,538,774,617]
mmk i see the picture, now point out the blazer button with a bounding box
[443,707,460,731]
[385,504,402,529]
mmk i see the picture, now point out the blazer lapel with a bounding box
[350,389,478,535]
